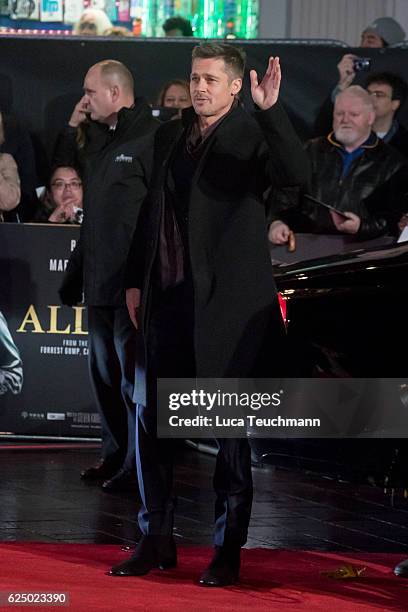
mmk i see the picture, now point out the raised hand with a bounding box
[250,57,281,111]
[68,96,89,128]
[48,200,77,223]
[337,54,357,91]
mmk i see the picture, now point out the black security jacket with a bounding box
[60,100,158,306]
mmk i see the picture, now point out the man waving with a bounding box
[112,43,310,586]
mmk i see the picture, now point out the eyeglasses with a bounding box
[51,180,82,190]
[368,90,392,99]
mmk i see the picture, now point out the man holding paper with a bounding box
[269,86,408,245]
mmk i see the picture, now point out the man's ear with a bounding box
[110,85,120,102]
[231,78,242,95]
[391,99,401,113]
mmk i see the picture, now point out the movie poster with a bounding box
[63,0,84,24]
[10,0,40,20]
[117,0,129,22]
[129,0,140,19]
[0,0,10,16]
[89,0,105,10]
[0,224,99,439]
[104,0,117,22]
[40,0,63,21]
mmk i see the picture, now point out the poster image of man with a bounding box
[10,0,38,20]
[0,310,23,396]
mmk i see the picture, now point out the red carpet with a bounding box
[0,544,407,611]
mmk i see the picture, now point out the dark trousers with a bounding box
[88,305,137,472]
[136,283,253,546]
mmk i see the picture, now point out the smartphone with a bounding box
[151,106,179,122]
[304,194,349,221]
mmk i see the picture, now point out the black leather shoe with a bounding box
[199,545,240,587]
[109,535,177,576]
[394,558,408,577]
[80,459,119,481]
[102,469,137,492]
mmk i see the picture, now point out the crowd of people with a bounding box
[72,9,194,38]
[0,77,191,224]
[2,16,408,243]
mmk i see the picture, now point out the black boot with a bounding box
[199,545,241,587]
[109,535,177,576]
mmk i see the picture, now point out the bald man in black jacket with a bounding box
[59,60,158,490]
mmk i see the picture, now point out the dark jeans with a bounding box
[88,305,137,472]
[136,282,253,546]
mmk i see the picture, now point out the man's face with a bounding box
[366,82,400,121]
[360,30,384,48]
[50,167,83,209]
[190,57,242,122]
[83,66,115,123]
[333,93,375,149]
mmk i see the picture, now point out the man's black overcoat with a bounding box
[126,103,310,403]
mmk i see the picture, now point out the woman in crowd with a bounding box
[156,79,191,115]
[34,165,83,224]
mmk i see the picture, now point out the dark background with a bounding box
[1,36,408,175]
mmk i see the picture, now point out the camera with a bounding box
[353,57,371,72]
[73,207,84,224]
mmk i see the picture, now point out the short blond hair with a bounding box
[74,9,113,36]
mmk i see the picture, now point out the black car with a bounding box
[251,241,408,481]
[275,240,408,377]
